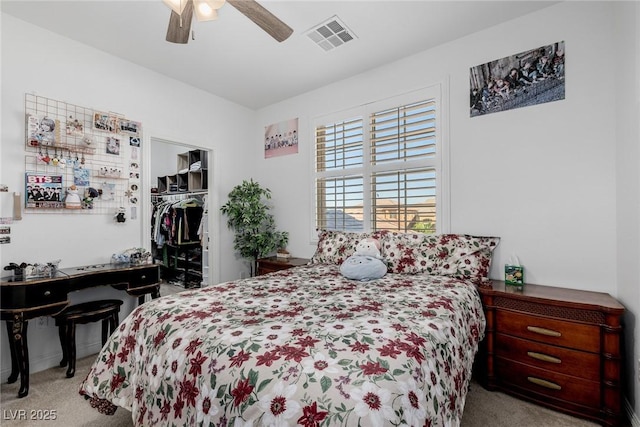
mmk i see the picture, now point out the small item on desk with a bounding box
[4,260,60,279]
[4,262,25,278]
[505,256,524,286]
[276,248,291,259]
[111,247,151,265]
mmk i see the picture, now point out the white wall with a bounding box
[150,140,190,185]
[614,1,640,421]
[256,1,617,291]
[254,1,639,419]
[0,13,255,376]
[2,1,639,420]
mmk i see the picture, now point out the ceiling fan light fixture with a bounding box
[163,0,188,15]
[194,1,219,21]
[208,0,226,9]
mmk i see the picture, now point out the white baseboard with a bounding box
[627,398,640,427]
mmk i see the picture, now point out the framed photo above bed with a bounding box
[470,40,565,117]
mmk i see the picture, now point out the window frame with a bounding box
[310,83,450,241]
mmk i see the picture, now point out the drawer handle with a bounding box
[527,376,562,391]
[44,290,51,296]
[527,326,561,337]
[141,275,146,280]
[527,351,561,364]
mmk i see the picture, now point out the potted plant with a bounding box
[220,179,289,276]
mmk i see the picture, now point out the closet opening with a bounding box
[144,137,215,290]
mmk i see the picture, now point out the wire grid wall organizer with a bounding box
[23,93,143,215]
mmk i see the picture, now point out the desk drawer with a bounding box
[128,266,159,287]
[1,282,67,311]
[109,265,160,291]
[496,310,600,353]
[496,357,600,408]
[495,333,600,381]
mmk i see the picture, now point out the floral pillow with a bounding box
[310,230,385,265]
[379,231,499,284]
[377,230,439,274]
[426,234,499,284]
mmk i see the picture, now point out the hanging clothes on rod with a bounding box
[197,194,208,246]
[151,194,204,248]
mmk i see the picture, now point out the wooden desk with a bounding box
[1,263,160,398]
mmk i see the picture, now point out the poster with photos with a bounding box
[470,41,565,117]
[66,115,84,136]
[129,136,140,147]
[119,119,141,136]
[264,117,298,159]
[26,114,59,146]
[106,136,121,155]
[25,173,64,209]
[100,182,115,201]
[129,161,140,180]
[93,112,117,132]
[73,167,90,186]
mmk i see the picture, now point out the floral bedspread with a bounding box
[80,264,486,427]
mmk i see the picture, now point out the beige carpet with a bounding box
[1,354,600,427]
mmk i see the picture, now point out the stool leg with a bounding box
[107,312,119,343]
[101,319,109,346]
[58,323,68,367]
[65,322,76,378]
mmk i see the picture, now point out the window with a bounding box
[314,86,446,234]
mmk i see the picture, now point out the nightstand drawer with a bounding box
[496,310,600,353]
[495,333,600,381]
[258,265,281,275]
[496,357,600,408]
[479,281,624,426]
[257,257,310,276]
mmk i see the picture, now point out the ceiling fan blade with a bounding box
[227,0,293,42]
[166,0,194,44]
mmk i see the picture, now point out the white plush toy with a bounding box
[64,185,82,209]
[354,237,382,258]
[340,237,387,281]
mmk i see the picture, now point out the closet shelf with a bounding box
[157,149,208,193]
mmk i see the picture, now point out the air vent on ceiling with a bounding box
[306,16,357,52]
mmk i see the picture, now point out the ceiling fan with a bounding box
[164,0,293,44]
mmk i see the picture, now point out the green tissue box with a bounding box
[505,264,524,286]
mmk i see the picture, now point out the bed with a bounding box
[80,231,498,426]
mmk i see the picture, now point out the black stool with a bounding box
[54,299,123,378]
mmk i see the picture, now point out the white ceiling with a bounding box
[1,0,558,110]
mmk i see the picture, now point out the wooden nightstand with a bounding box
[256,256,310,276]
[477,281,624,427]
